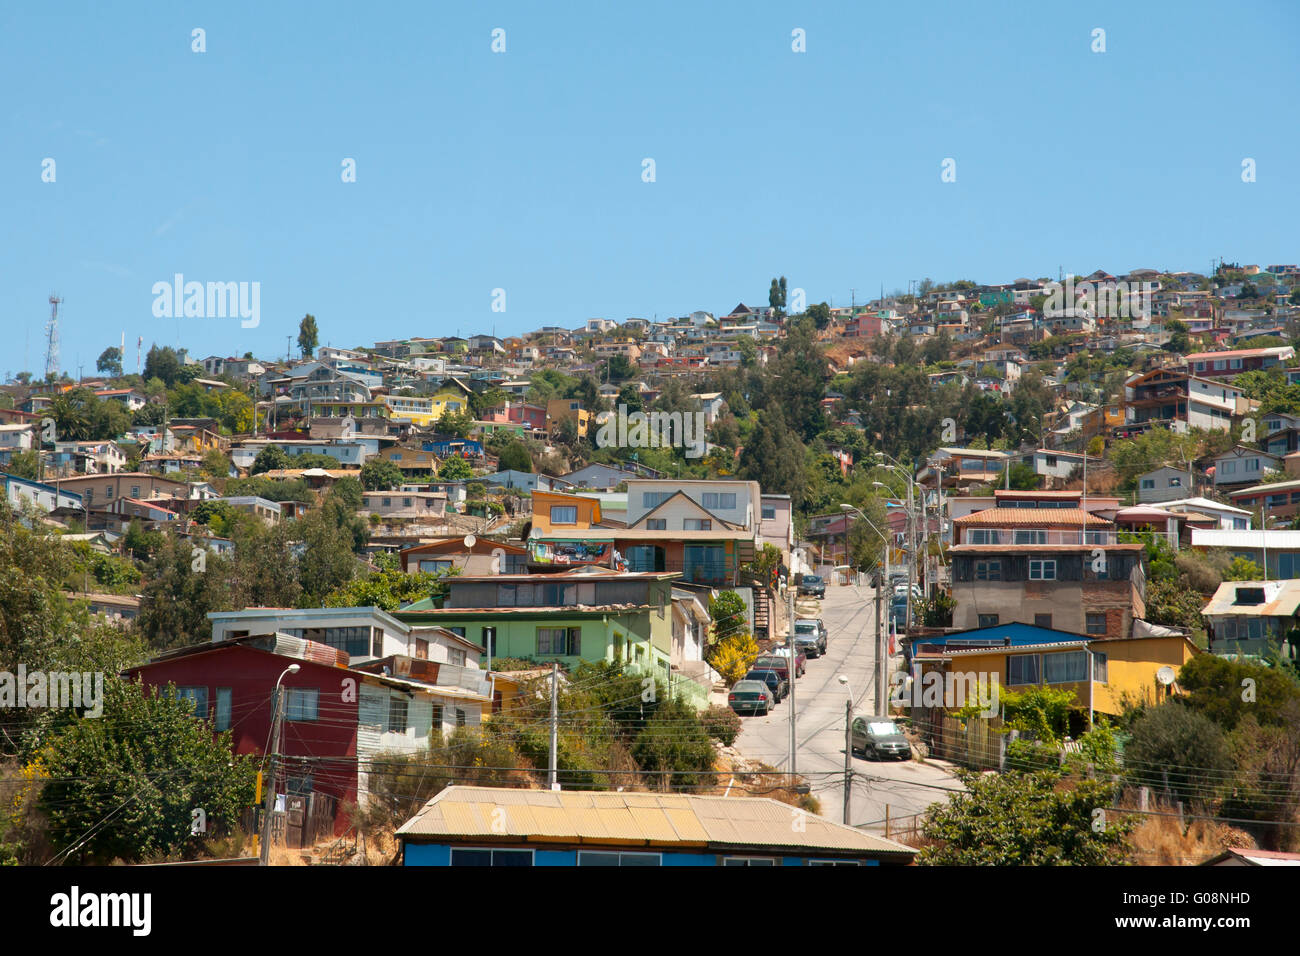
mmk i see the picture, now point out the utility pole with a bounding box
[874,572,884,713]
[548,662,559,790]
[259,682,288,866]
[843,696,853,824]
[787,574,797,778]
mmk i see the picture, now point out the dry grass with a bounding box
[1123,798,1255,866]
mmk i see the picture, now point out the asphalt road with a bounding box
[732,583,962,832]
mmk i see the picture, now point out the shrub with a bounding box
[1123,703,1232,808]
[700,705,742,746]
[707,632,759,686]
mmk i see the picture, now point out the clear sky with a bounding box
[3,0,1298,376]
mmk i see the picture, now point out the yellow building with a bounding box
[547,398,592,438]
[531,490,603,534]
[932,632,1198,718]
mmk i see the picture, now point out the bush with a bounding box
[700,705,742,746]
[707,632,759,686]
[1123,703,1232,808]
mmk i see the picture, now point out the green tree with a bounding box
[708,590,748,641]
[497,441,532,473]
[360,458,403,491]
[95,347,123,377]
[919,769,1133,866]
[1123,703,1232,807]
[142,345,183,387]
[251,444,289,475]
[37,678,258,864]
[298,314,319,358]
[438,455,473,482]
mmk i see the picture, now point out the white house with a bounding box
[1137,466,1194,503]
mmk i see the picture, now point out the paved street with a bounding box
[733,583,962,833]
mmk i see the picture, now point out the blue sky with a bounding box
[3,0,1297,376]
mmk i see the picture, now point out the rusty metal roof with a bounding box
[397,786,915,857]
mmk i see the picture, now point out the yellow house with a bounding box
[934,633,1199,718]
[381,385,471,428]
[547,399,592,438]
[531,490,603,534]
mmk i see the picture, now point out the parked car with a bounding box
[752,655,798,683]
[893,583,922,600]
[758,646,806,678]
[728,680,774,716]
[794,618,828,653]
[792,632,822,658]
[798,574,826,598]
[744,668,788,703]
[889,600,908,630]
[850,716,911,761]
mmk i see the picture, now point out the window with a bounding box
[642,491,673,509]
[1029,559,1056,580]
[418,559,454,574]
[684,519,712,531]
[537,627,581,655]
[1086,613,1107,635]
[1092,651,1108,683]
[1014,530,1048,545]
[456,708,466,727]
[550,505,578,524]
[1169,476,1182,487]
[415,638,429,660]
[975,560,1002,581]
[723,857,775,866]
[382,497,391,507]
[176,686,208,718]
[578,851,662,866]
[1043,650,1088,684]
[214,688,232,731]
[1044,456,1057,468]
[1221,460,1236,474]
[808,860,861,866]
[431,704,443,727]
[967,530,1000,545]
[130,485,141,498]
[702,492,736,510]
[1141,478,1155,489]
[761,505,776,520]
[1008,654,1040,686]
[978,614,1000,628]
[1034,614,1052,629]
[646,518,667,530]
[387,697,408,734]
[450,848,533,867]
[403,497,412,508]
[285,688,319,722]
[448,648,466,666]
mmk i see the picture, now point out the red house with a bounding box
[124,636,360,835]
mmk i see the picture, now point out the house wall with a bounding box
[626,480,757,527]
[401,843,883,866]
[127,646,359,834]
[951,570,1142,640]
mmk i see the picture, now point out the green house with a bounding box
[396,571,680,684]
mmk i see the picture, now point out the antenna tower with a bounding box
[44,293,62,379]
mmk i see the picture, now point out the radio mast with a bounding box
[44,293,62,379]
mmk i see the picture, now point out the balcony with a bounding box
[959,529,1120,546]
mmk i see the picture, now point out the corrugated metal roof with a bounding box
[954,508,1110,527]
[397,786,914,856]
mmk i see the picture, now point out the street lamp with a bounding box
[259,663,301,866]
[837,674,854,824]
[840,504,888,717]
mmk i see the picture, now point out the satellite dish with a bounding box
[463,534,477,549]
[1156,666,1176,686]
[528,527,542,541]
